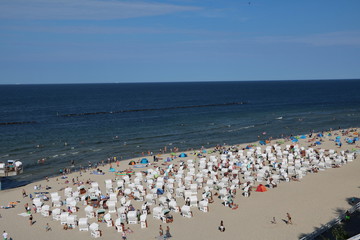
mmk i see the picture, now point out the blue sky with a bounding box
[0,0,360,84]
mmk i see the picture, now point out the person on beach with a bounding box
[185,197,190,206]
[3,231,8,240]
[219,220,225,232]
[45,223,52,231]
[22,189,27,198]
[286,213,292,224]
[63,223,69,230]
[165,226,172,238]
[29,214,33,226]
[159,225,164,235]
[121,231,127,240]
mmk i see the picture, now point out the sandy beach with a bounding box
[1,128,359,240]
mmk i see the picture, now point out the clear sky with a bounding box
[0,0,360,84]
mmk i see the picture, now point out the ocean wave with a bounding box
[0,121,37,126]
[123,126,233,144]
[8,146,33,153]
[59,102,248,117]
[227,125,255,132]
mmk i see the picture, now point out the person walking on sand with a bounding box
[3,231,8,240]
[159,225,164,235]
[164,226,172,238]
[219,220,225,232]
[29,214,33,226]
[286,213,292,224]
[121,231,127,240]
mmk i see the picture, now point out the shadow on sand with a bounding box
[298,195,360,240]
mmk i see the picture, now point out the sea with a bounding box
[1,80,360,189]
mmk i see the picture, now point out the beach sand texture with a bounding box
[0,129,359,240]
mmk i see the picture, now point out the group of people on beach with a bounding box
[10,127,358,240]
[157,225,172,239]
[219,213,293,233]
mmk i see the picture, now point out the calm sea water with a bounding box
[1,80,360,188]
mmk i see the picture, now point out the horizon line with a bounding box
[1,78,359,85]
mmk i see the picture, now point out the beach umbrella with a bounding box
[170,152,176,156]
[292,139,298,143]
[129,160,136,165]
[179,153,187,158]
[300,135,307,139]
[315,141,321,145]
[140,158,149,164]
[157,188,164,195]
[255,184,267,192]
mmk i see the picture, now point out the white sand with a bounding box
[0,129,359,240]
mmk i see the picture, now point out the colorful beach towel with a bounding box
[115,171,135,176]
[18,212,31,217]
[133,164,147,168]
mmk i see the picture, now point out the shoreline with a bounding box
[2,126,356,189]
[0,127,359,240]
